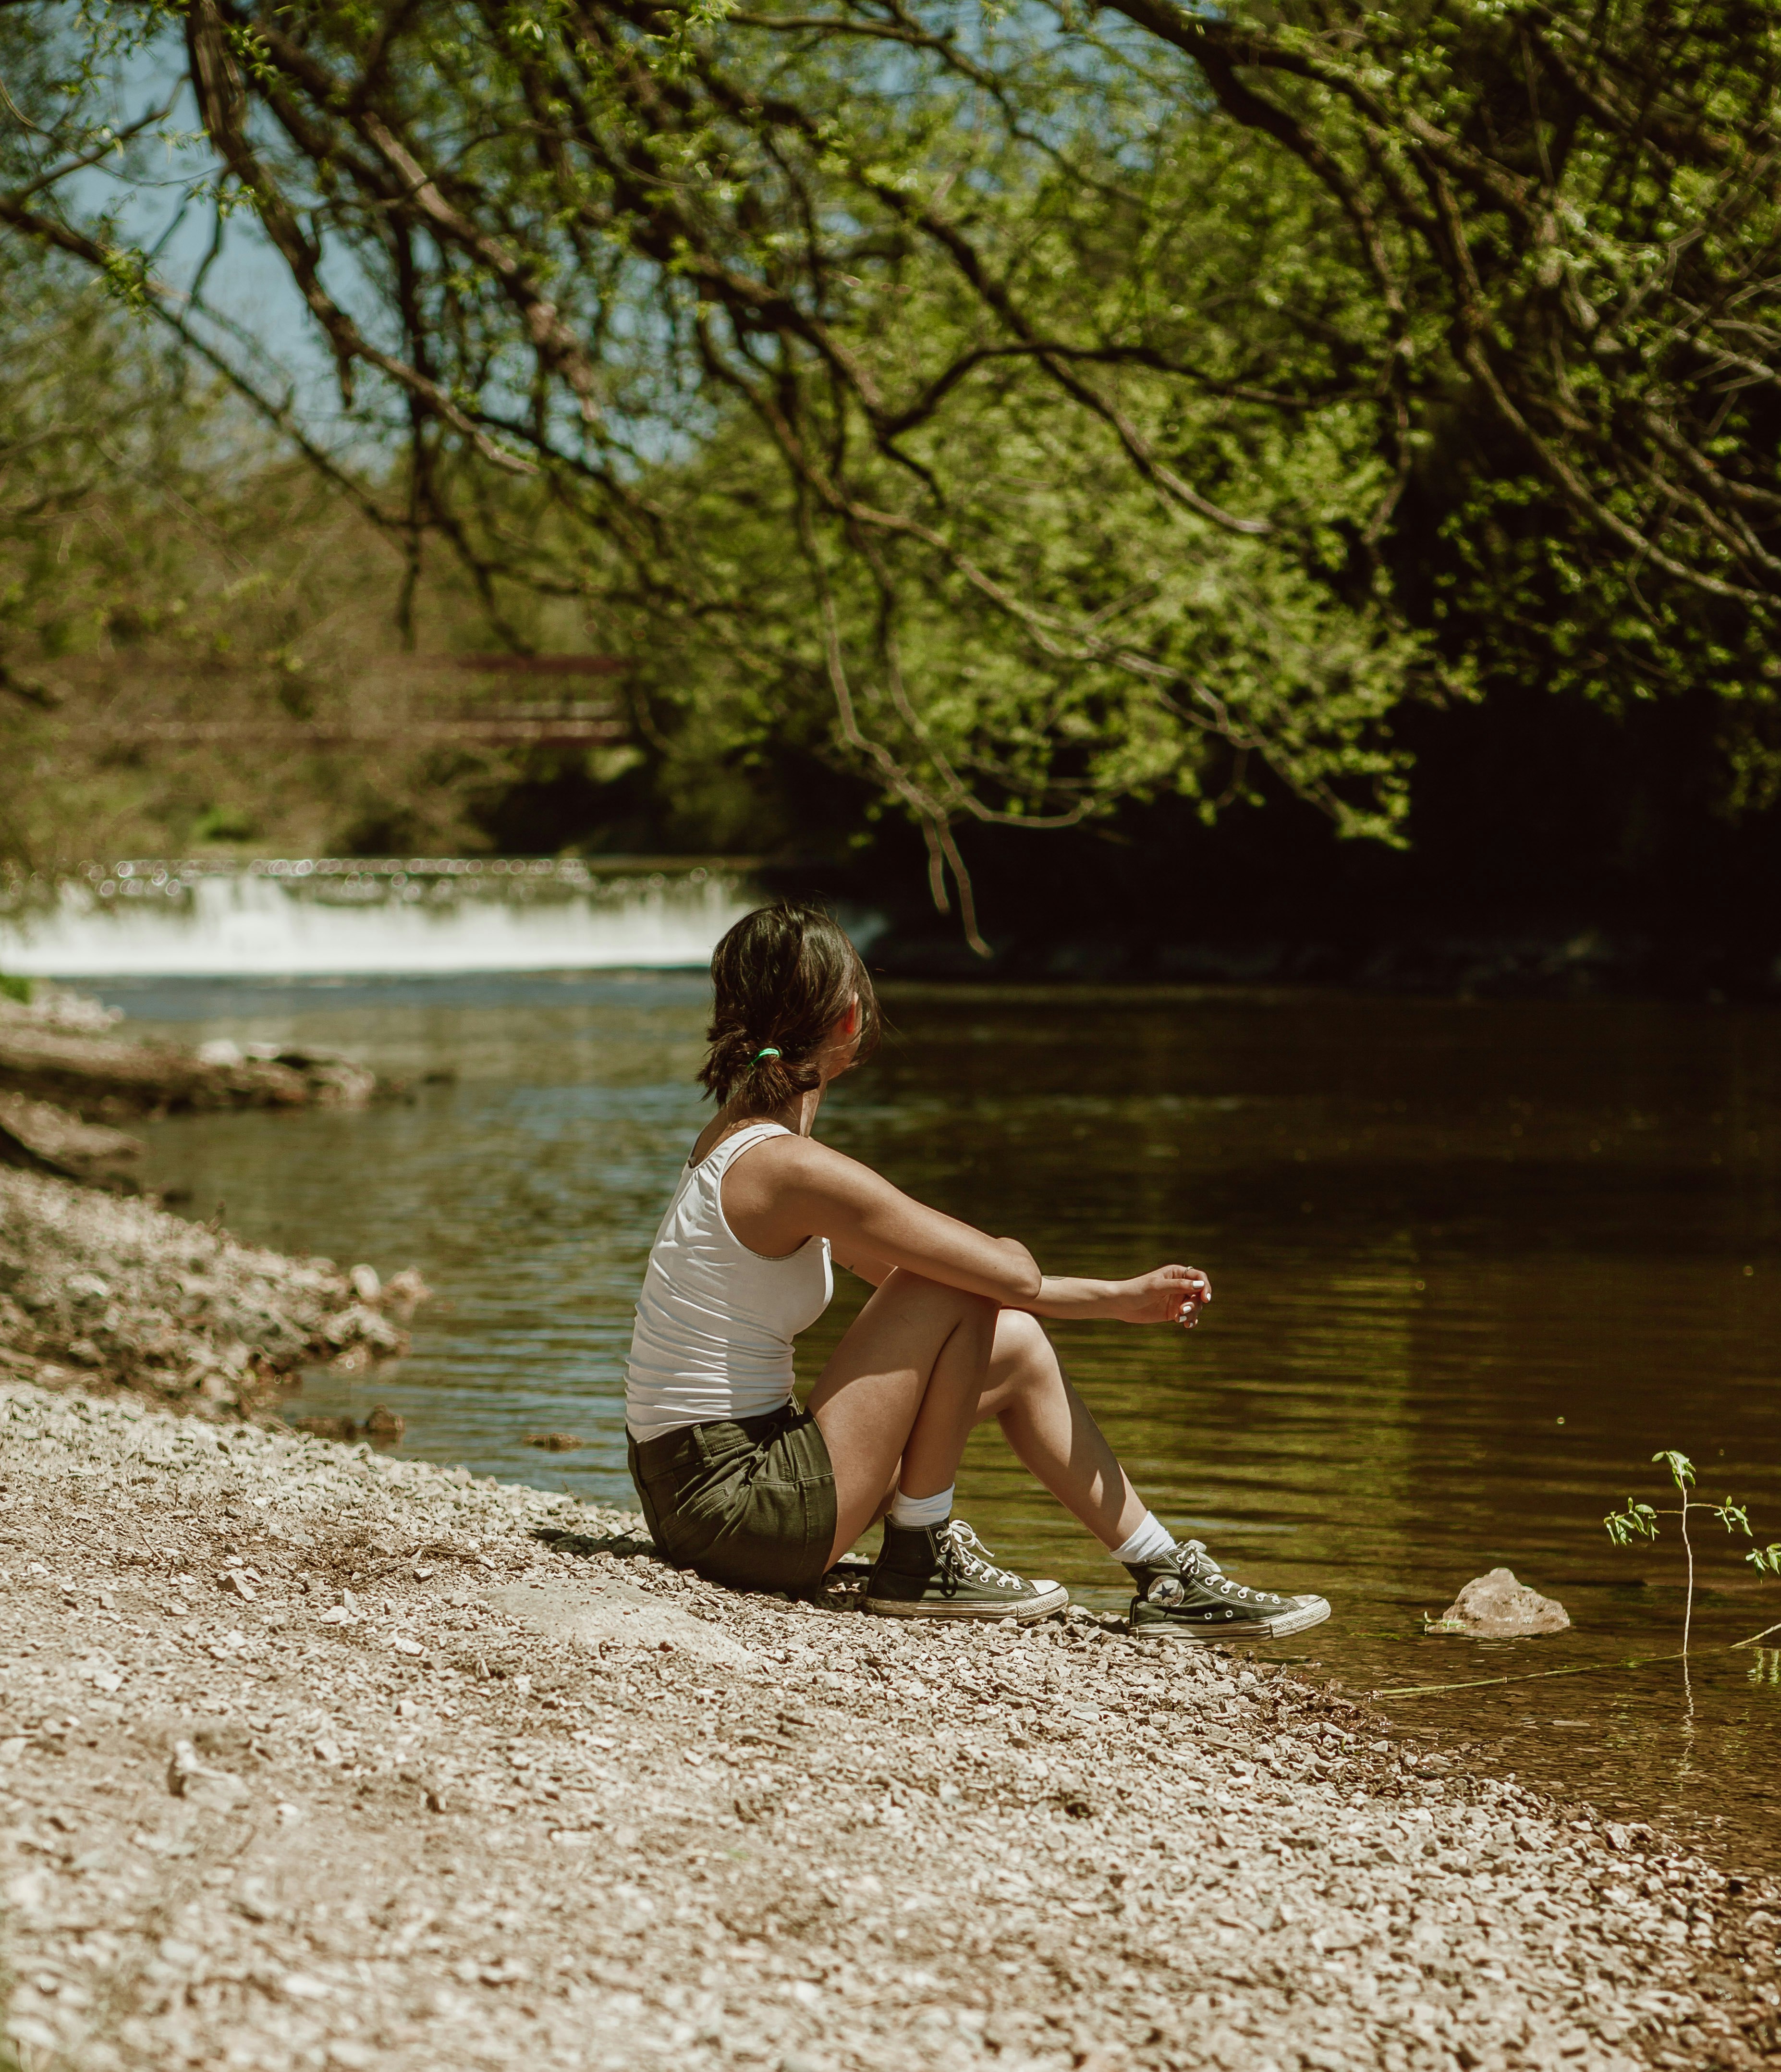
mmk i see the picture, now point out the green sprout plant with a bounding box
[1606,1450,1781,1657]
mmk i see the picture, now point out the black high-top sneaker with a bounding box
[864,1519,1069,1621]
[1126,1539,1330,1642]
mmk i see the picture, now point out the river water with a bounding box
[101,971,1781,1871]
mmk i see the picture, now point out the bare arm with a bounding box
[725,1139,1208,1324]
[1020,1266,1210,1326]
[725,1135,1042,1301]
[834,1252,893,1288]
[834,1257,1209,1329]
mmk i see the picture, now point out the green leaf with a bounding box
[1604,1501,1659,1545]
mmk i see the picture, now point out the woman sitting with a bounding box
[624,904,1329,1640]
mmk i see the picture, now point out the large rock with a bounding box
[487,1576,756,1667]
[1431,1568,1570,1637]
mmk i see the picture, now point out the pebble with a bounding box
[166,1738,249,1809]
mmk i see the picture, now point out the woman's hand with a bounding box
[1025,1264,1211,1325]
[1107,1265,1211,1328]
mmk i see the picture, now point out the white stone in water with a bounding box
[1431,1568,1570,1637]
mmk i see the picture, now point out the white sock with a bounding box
[1109,1510,1175,1565]
[889,1484,954,1531]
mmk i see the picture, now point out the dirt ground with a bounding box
[3,1379,1780,2072]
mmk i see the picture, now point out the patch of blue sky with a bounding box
[56,24,373,451]
[51,21,709,479]
[32,0,1189,488]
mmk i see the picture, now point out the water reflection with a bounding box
[114,975,1781,1869]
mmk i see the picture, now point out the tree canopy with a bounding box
[3,0,1778,928]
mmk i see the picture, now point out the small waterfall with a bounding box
[0,858,758,977]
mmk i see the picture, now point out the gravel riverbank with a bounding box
[4,1381,1780,2072]
[0,1170,425,1409]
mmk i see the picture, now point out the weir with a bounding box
[0,857,758,977]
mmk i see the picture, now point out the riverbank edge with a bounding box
[0,1165,427,1419]
[3,1379,1780,2072]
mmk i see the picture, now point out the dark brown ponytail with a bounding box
[698,904,880,1114]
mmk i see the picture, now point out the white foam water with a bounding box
[0,858,757,977]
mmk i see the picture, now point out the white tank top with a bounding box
[624,1122,834,1442]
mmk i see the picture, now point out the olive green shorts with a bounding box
[627,1404,839,1594]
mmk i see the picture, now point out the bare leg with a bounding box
[963,1313,1331,1640]
[807,1269,999,1566]
[974,1309,1148,1548]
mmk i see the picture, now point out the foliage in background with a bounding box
[0,0,1438,935]
[1,0,1780,927]
[1105,0,1781,772]
[0,234,618,865]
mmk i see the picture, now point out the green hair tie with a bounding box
[752,1046,782,1064]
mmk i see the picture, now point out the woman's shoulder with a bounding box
[741,1133,889,1209]
[689,1116,785,1161]
[701,1125,872,1192]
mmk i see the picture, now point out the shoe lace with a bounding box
[1162,1539,1285,1609]
[938,1520,1025,1594]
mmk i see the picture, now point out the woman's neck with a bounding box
[695,1084,824,1161]
[751,1085,824,1137]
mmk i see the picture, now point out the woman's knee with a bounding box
[883,1266,991,1308]
[992,1305,1056,1378]
[878,1268,999,1336]
[957,1288,1002,1350]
